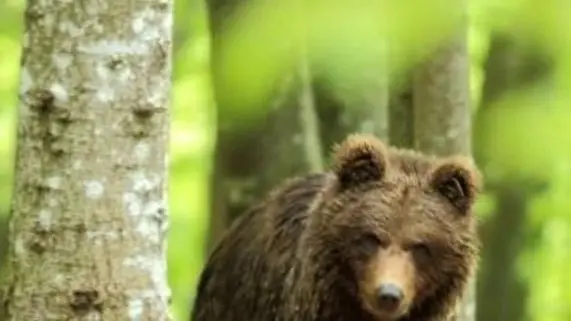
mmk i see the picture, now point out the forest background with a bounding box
[0,0,570,320]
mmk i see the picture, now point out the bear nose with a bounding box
[376,283,403,311]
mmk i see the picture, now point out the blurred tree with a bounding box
[388,71,414,148]
[0,1,173,320]
[206,0,324,252]
[413,41,471,155]
[412,6,473,321]
[0,1,24,280]
[314,51,389,149]
[0,217,7,271]
[474,32,552,321]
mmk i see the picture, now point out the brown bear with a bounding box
[191,133,482,321]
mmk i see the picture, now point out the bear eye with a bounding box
[360,233,383,252]
[410,243,432,259]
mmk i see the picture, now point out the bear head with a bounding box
[305,133,482,321]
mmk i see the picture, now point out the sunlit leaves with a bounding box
[476,85,571,182]
[215,0,466,122]
[474,0,570,54]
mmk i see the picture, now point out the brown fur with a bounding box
[191,133,482,321]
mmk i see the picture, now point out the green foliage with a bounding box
[477,86,571,182]
[215,0,467,127]
[523,164,571,320]
[0,5,20,218]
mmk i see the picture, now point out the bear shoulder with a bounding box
[192,173,328,321]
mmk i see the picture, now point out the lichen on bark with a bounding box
[2,0,173,320]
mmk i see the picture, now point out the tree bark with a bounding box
[412,11,474,321]
[206,0,324,252]
[1,1,173,320]
[413,37,471,156]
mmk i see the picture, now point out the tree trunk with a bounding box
[474,33,551,321]
[206,0,324,252]
[477,181,545,321]
[0,217,8,270]
[314,47,389,149]
[412,37,471,156]
[412,11,474,321]
[388,71,414,148]
[1,1,173,320]
[314,79,389,150]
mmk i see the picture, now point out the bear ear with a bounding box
[331,133,388,190]
[430,156,482,215]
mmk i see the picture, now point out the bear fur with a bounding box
[191,133,482,321]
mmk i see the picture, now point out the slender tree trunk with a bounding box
[412,8,474,321]
[413,37,471,156]
[314,47,389,148]
[0,217,7,269]
[474,33,551,321]
[388,72,414,148]
[315,79,389,149]
[477,182,545,321]
[1,1,173,320]
[206,0,323,252]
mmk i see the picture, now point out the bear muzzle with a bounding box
[376,282,404,312]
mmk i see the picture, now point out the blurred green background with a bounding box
[0,0,570,320]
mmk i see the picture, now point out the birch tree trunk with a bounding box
[1,1,173,320]
[412,6,474,321]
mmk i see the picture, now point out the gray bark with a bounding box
[1,1,173,320]
[413,36,471,156]
[412,12,474,321]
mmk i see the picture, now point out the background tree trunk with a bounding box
[206,0,324,252]
[388,71,414,148]
[314,77,389,149]
[206,0,391,252]
[314,44,389,149]
[0,217,7,271]
[412,11,474,321]
[1,1,173,320]
[413,38,471,156]
[474,32,552,321]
